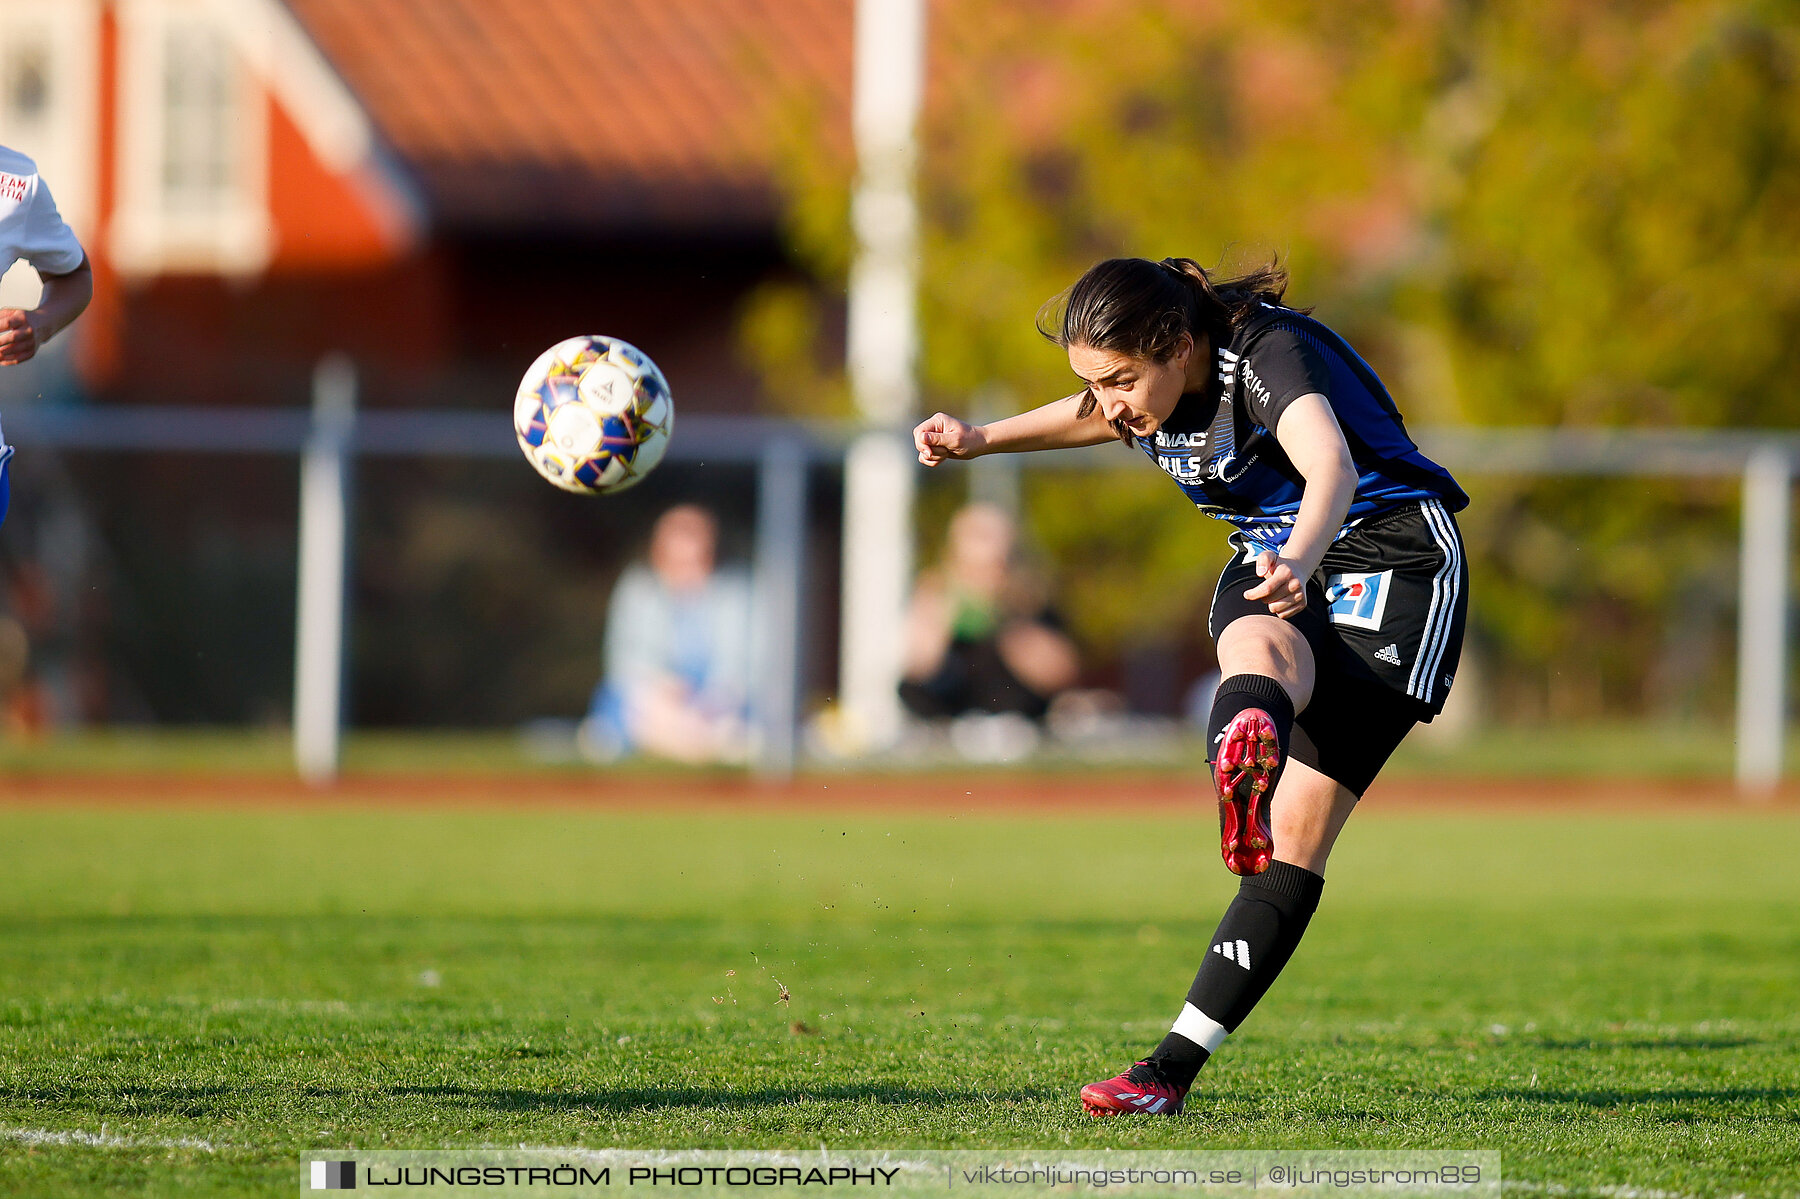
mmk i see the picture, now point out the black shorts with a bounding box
[1208,499,1469,796]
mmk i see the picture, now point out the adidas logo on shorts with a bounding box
[1374,644,1404,666]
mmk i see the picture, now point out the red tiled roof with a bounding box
[283,0,852,232]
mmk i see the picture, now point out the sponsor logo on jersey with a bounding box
[1324,569,1394,631]
[1154,429,1208,449]
[1240,362,1275,413]
[0,173,27,203]
[1156,453,1207,481]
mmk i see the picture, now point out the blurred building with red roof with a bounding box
[0,0,850,410]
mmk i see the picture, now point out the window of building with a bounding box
[159,21,237,217]
[4,45,49,125]
[111,0,269,275]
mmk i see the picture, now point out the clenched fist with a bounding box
[913,413,988,466]
[0,310,42,366]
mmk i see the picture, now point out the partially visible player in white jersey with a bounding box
[0,143,95,526]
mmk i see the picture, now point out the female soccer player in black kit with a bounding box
[914,257,1469,1116]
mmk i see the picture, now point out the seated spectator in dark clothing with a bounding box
[899,503,1078,721]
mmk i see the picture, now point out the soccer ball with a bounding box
[514,335,674,494]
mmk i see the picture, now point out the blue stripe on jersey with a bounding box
[1140,309,1466,552]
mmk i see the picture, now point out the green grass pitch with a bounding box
[0,799,1795,1197]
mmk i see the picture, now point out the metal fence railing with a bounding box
[8,381,1793,790]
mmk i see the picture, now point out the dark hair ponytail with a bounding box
[1038,256,1303,421]
[1158,257,1298,342]
[1051,253,1303,426]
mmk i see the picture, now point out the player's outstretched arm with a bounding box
[914,391,1115,466]
[0,254,94,367]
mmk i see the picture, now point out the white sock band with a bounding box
[1171,1002,1229,1053]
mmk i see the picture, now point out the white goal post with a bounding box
[1415,428,1792,794]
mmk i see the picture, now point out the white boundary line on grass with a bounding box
[1507,1180,1746,1199]
[511,1147,942,1169]
[0,1126,219,1153]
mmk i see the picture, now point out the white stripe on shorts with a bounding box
[1407,500,1462,704]
[1171,1002,1230,1053]
[1407,500,1455,702]
[1420,501,1464,704]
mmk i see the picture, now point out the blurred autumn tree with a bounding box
[744,0,1800,718]
[1401,1,1800,717]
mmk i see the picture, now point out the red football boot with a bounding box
[1213,707,1279,876]
[1079,1060,1188,1116]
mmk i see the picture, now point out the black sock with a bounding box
[1206,673,1296,763]
[1147,860,1325,1088]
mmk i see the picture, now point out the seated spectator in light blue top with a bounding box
[582,504,752,763]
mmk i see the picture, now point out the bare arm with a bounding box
[1242,393,1358,619]
[0,254,94,366]
[914,391,1116,465]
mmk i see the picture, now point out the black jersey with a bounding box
[1134,303,1467,552]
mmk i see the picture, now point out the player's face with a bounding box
[1067,337,1195,438]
